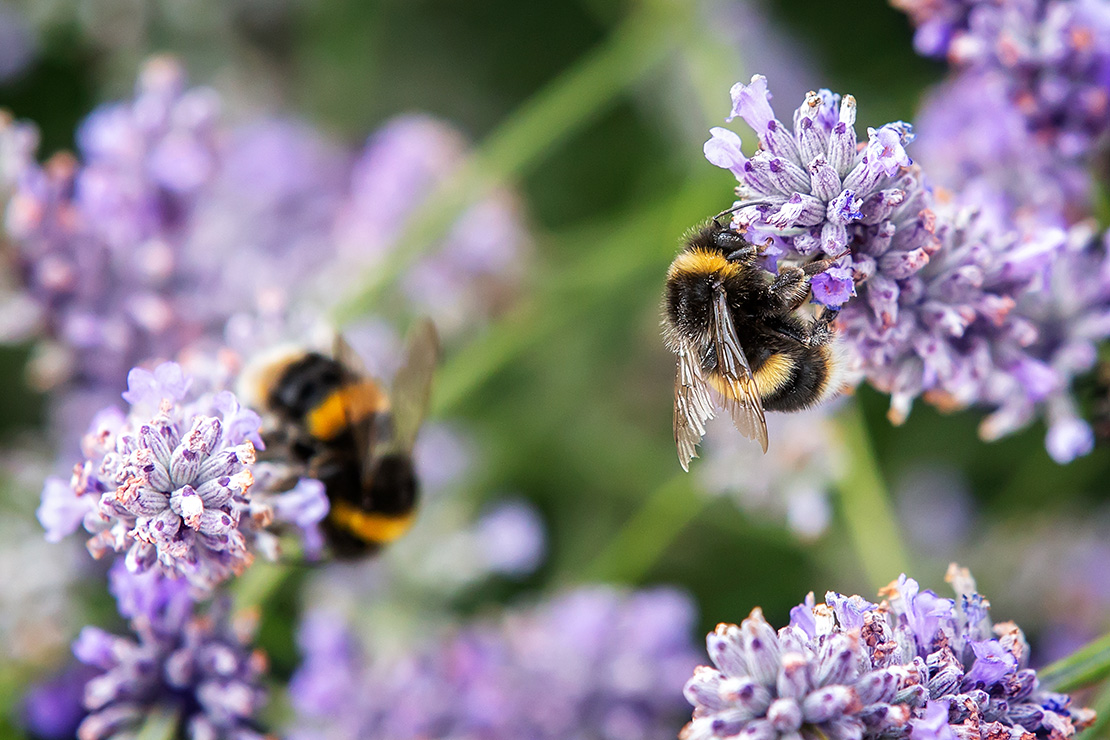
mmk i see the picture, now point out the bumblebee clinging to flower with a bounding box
[662,218,845,470]
[242,320,438,558]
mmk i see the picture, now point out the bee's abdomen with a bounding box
[319,453,419,558]
[761,346,832,412]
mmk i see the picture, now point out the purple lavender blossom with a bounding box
[892,0,1110,159]
[912,71,1091,216]
[74,563,267,740]
[706,75,928,312]
[37,360,327,591]
[706,75,1110,455]
[682,607,916,740]
[289,586,699,740]
[21,662,96,740]
[5,57,221,397]
[691,566,1095,740]
[3,59,532,459]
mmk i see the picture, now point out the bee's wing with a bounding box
[710,289,768,453]
[385,318,439,455]
[331,333,380,469]
[673,342,716,472]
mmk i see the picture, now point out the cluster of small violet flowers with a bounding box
[892,0,1110,162]
[37,361,328,593]
[683,565,1095,740]
[69,563,268,740]
[288,586,701,740]
[705,71,1110,462]
[0,57,531,453]
[0,52,540,740]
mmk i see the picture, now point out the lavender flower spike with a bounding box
[42,362,261,592]
[707,75,926,311]
[682,607,915,740]
[75,564,268,740]
[688,567,1095,740]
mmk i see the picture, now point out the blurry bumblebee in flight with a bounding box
[662,217,846,470]
[242,320,439,557]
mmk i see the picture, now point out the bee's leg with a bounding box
[767,266,812,311]
[805,308,840,347]
[712,229,761,263]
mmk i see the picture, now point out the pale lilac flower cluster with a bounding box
[683,605,917,740]
[37,361,327,591]
[332,114,531,340]
[706,75,1110,458]
[4,57,221,398]
[892,0,1110,159]
[72,564,267,740]
[684,568,1095,740]
[706,75,927,310]
[289,587,700,740]
[1,58,530,454]
[911,72,1091,214]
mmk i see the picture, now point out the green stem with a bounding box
[834,401,910,592]
[1077,678,1110,740]
[231,559,293,614]
[134,707,180,740]
[331,3,680,324]
[1040,630,1110,693]
[582,473,707,583]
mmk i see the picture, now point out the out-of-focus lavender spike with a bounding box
[289,586,700,740]
[73,564,268,740]
[331,114,532,340]
[913,71,1093,217]
[893,0,1110,162]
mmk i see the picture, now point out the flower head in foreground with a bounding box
[705,74,929,311]
[37,360,327,591]
[705,74,1110,458]
[73,564,267,740]
[684,565,1095,740]
[289,586,700,740]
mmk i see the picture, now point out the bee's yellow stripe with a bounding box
[752,354,795,397]
[707,353,795,400]
[305,382,389,440]
[329,500,416,544]
[668,248,741,280]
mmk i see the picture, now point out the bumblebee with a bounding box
[242,321,438,557]
[662,219,845,470]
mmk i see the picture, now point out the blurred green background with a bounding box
[1,0,1108,696]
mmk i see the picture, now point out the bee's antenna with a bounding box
[714,200,779,222]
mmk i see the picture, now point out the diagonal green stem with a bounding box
[1076,677,1110,739]
[582,473,707,583]
[1039,630,1110,693]
[835,401,910,592]
[332,3,682,324]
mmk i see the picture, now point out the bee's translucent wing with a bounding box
[330,333,382,475]
[673,342,716,472]
[710,289,768,452]
[386,318,439,455]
